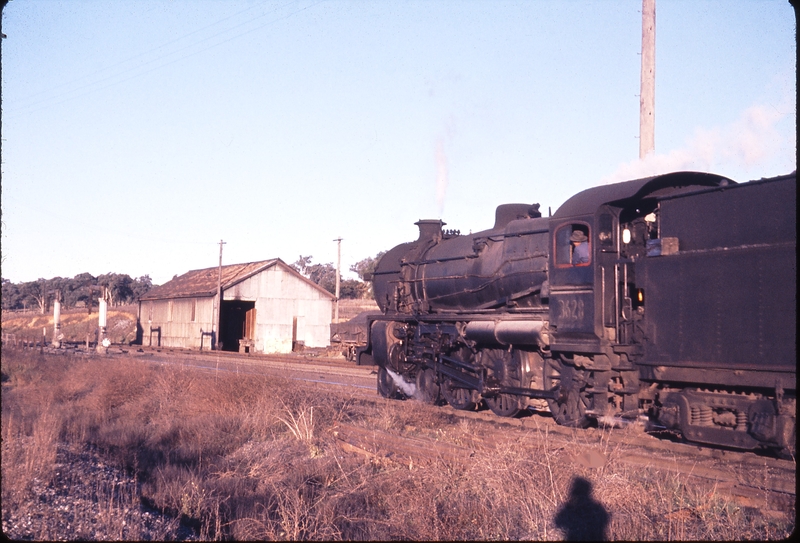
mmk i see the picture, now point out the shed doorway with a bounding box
[220,300,256,352]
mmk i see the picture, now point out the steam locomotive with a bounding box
[357,171,796,454]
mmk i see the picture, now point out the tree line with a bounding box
[291,251,385,299]
[1,251,387,312]
[1,273,154,313]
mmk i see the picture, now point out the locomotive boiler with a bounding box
[358,171,796,454]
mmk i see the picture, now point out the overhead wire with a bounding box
[10,0,275,108]
[6,0,327,119]
[2,0,332,280]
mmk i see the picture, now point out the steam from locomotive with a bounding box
[358,171,796,455]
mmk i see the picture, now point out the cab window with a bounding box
[555,223,591,267]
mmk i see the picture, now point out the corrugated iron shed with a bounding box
[140,259,334,301]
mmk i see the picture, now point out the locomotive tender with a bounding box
[358,171,796,454]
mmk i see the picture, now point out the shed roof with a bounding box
[139,259,335,301]
[553,171,735,219]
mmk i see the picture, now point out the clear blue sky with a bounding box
[1,0,795,285]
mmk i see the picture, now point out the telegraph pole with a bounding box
[639,0,656,158]
[49,289,63,348]
[215,239,226,350]
[97,286,110,353]
[333,237,342,323]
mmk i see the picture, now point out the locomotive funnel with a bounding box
[415,219,445,242]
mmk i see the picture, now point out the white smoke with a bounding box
[601,103,795,185]
[434,116,457,215]
[386,368,417,398]
[435,138,448,215]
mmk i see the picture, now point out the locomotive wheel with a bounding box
[543,357,591,428]
[377,365,401,399]
[388,342,413,374]
[482,349,522,417]
[485,393,522,417]
[441,377,478,411]
[415,367,441,404]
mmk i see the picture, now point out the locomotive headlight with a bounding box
[622,228,632,244]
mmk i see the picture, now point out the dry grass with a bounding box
[1,305,138,345]
[2,347,794,540]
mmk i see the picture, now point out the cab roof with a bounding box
[553,171,735,219]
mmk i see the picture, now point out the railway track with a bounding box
[333,401,795,512]
[105,345,378,393]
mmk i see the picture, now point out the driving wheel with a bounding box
[415,367,441,404]
[543,357,592,427]
[482,349,523,417]
[485,392,522,417]
[441,377,478,411]
[377,365,400,399]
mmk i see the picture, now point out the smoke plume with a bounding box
[435,138,448,215]
[601,103,795,185]
[434,116,457,215]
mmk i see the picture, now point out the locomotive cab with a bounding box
[545,172,742,426]
[550,172,738,357]
[549,171,795,451]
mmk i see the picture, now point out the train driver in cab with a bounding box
[570,230,589,264]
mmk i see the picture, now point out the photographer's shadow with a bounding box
[554,477,610,541]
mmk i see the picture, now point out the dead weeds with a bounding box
[2,348,794,540]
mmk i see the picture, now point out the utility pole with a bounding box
[49,289,63,348]
[97,286,110,353]
[333,237,342,323]
[639,0,656,159]
[215,240,226,350]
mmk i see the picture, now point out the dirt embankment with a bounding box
[1,306,139,345]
